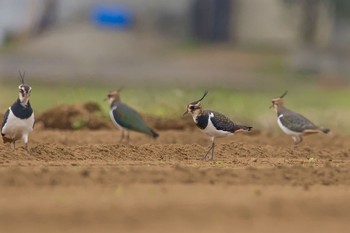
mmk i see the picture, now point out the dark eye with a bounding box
[190,106,195,110]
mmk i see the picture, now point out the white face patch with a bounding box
[189,106,202,123]
[273,104,278,113]
[18,85,32,104]
[108,97,114,105]
[107,92,121,105]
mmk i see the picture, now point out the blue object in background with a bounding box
[91,4,133,30]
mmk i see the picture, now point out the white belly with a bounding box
[2,109,34,141]
[277,115,302,136]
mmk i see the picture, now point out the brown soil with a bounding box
[37,102,111,130]
[1,127,350,233]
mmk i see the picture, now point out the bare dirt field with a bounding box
[1,124,350,233]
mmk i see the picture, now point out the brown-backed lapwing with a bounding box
[271,91,330,145]
[184,91,252,160]
[1,71,35,152]
[107,90,158,143]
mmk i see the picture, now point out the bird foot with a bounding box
[201,154,215,161]
[293,141,302,146]
[23,146,31,154]
[201,153,210,160]
[201,144,215,161]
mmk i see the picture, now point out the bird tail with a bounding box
[320,128,330,134]
[236,125,253,132]
[150,129,159,139]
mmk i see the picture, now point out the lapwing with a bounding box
[271,91,330,145]
[107,90,158,143]
[1,71,35,152]
[183,91,252,160]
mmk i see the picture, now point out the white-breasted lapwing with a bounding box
[271,91,330,145]
[107,90,158,143]
[184,91,252,160]
[1,71,35,152]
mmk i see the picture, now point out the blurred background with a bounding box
[0,0,349,132]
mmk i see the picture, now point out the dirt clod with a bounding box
[37,102,111,130]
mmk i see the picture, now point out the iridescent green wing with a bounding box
[112,103,153,136]
[210,111,252,133]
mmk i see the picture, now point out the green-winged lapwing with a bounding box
[1,71,35,152]
[107,90,158,143]
[271,91,330,145]
[184,91,252,160]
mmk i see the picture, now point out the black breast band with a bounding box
[11,99,33,119]
[196,114,208,129]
